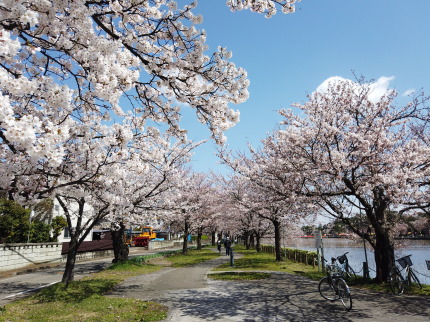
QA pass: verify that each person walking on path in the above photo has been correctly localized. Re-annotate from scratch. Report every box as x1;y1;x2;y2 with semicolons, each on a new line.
216;238;222;253
224;237;231;256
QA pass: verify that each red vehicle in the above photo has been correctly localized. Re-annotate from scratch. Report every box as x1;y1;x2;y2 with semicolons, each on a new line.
134;236;149;247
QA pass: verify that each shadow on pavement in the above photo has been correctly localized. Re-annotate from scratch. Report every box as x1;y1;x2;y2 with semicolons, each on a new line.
106;250;430;321
165;274;369;321
167;273;430;321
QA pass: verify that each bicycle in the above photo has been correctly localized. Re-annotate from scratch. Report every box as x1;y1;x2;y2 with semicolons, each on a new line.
388;254;422;295
336;252;357;281
318;258;353;311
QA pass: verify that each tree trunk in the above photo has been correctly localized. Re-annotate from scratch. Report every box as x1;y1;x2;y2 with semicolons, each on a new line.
56;195;107;287
182;219;189;255
111;222;129;263
243;231;250;249
211;231;216;246
273;219;282;261
197;230;202;250
366;195;395;283
62;235;79;286
249;232;255;248
255;234;261;252
373;224;395;282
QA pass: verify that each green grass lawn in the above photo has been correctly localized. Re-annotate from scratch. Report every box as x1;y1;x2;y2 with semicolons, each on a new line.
208;271;272;281
165;248;220;267
0;261;166;322
213;246;324;280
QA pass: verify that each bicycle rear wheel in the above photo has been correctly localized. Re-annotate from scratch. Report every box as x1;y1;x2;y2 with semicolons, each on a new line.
388;270;404;295
318;277;337;301
409;270;422;290
336;278;352;311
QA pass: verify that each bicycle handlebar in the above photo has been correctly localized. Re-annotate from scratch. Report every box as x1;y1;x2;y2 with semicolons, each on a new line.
323;253;349;264
395;254;412;260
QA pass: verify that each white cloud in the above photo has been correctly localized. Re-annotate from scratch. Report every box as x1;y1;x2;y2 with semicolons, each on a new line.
315;75;395;103
315;76;351;93
368;76;395;103
402;88;416;96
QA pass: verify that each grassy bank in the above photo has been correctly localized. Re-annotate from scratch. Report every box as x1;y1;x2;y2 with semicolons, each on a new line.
208;271;272;281
166;248;220;267
215;245;430;296
213;246;324;280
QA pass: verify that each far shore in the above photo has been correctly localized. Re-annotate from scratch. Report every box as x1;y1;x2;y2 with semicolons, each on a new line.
260;236;430;249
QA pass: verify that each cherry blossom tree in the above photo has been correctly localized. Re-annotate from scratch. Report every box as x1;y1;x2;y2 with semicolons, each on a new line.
0;0;251;284
216;174;272;251
0;0;250;198
394;212;430;238
105;133;200;264
218;153;313;260
0;0;301;283
55;125;195;283
168;171;218;253
192;180;226;249
262;77;430;281
123;134;202;220
14;117;195;284
248;183;309;260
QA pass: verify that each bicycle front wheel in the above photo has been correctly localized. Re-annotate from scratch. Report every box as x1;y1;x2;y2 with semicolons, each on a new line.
336;278;352;311
409;270;422;290
388;270;404;295
318;277;337;301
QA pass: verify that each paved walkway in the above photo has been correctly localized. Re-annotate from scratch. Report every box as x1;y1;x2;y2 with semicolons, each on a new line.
2;247;429;321
107;249;430;322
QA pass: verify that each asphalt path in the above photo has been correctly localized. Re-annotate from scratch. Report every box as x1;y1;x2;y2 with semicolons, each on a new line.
107;249;430;322
2;247;430;321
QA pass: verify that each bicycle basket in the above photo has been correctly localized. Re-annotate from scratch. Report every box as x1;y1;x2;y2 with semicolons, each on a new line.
338;254;347;264
426;260;430;270
397;255;412;269
327;264;342;277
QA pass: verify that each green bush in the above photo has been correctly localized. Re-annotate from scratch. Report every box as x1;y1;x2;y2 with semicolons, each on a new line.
0;199;31;243
0;199;65;243
260;245;317;266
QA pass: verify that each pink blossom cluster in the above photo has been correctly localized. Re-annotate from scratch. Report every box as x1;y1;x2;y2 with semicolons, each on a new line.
227;0;300;18
0;0;252;209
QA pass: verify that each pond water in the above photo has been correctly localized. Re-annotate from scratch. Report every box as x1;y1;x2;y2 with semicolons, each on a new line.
283;237;430;285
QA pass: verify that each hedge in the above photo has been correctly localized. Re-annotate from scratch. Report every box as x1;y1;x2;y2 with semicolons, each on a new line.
260;245;318;267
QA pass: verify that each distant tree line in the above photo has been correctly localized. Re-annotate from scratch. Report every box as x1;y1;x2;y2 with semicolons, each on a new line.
302;211;430;238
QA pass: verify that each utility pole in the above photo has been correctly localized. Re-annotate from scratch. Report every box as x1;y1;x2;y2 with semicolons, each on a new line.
315;227;324;272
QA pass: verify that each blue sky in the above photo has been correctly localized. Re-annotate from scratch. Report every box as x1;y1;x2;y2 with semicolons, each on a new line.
178;0;430;174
